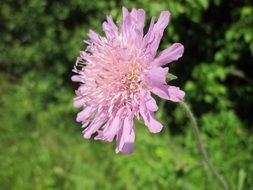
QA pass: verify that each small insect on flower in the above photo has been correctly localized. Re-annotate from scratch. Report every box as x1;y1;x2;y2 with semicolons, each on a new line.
72;7;185;154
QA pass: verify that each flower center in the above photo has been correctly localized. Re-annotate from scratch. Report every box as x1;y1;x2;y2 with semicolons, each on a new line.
124;63;141;93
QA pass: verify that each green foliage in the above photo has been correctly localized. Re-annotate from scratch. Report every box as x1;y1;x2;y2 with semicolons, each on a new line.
185;63;233;110
0;0;252;190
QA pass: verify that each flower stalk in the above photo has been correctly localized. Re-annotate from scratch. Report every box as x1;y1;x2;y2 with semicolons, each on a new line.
179;101;229;190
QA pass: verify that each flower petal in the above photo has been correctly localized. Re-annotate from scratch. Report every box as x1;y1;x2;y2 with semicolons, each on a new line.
146;66;168;85
140;108;163;133
139;92;162;133
95;108;124;142
167;85;185;102
83;112;107;139
73;97;85;108
142;17;155;47
122;7;130;20
154;43;184;65
130;8;145;37
147;112;163;133
80;51;92;63
116;112;135;154
102;16;118;39
146;95;158;112
121;8;146;46
145;11;170;57
151;84;185;102
71;75;82;82
76;106;94;122
88;30;102;44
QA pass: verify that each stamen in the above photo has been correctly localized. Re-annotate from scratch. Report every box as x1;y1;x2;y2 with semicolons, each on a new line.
123;62;141;93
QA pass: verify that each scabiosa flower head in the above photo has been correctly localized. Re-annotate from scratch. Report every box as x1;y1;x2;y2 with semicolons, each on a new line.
72;7;185;154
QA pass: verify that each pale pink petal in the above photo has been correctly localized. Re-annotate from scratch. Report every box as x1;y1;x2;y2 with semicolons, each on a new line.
147;11;170;56
147;112;163;133
143;92;158;111
71;75;82;82
151;84;185;102
73;97;85;108
88;30;102;44
154;43;184;65
95;108;124;142
140;101;163;133
121;8;146;46
146;67;168;85
121;8;131;37
80;51;92;62
167;86;186;102
155;11;171;31
76;106;94;122
122;7;130;20
130;8;145;37
146;96;158;111
136;9;145;28
83;113;107;139
116;112;135;154
102;16;118;39
142;17;155;48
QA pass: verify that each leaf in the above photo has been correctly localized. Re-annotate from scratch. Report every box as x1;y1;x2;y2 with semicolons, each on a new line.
167;73;178;81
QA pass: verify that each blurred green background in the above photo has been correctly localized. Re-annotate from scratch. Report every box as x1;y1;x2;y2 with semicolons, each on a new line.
0;0;252;189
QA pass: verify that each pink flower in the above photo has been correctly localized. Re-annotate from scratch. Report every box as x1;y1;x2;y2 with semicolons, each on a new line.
72;7;185;154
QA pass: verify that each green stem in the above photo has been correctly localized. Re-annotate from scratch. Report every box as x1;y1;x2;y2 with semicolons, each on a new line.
179;101;229;190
